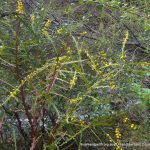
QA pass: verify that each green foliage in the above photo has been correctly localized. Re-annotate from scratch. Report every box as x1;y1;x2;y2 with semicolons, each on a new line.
0;0;150;149
131;83;150;108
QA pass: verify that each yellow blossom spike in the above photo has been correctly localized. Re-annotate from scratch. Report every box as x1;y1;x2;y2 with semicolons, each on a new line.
121;31;129;60
122;30;129;51
80;31;87;36
42;19;52;37
57;28;63;34
130;123;137;130
123;117;129;123
31;15;35;24
110;81;117;90
70;71;77;89
16;0;24;14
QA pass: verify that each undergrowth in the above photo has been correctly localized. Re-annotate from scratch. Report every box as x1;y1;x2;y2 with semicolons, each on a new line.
0;0;150;150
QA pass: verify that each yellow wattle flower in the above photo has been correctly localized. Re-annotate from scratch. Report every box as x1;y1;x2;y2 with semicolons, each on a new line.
31;15;35;24
42;19;52;37
16;0;24;14
130;123;137;130
57;28;63;34
123;117;129;123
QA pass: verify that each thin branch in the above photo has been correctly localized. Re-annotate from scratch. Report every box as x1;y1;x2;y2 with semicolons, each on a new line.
15;20;37;148
0;57;15;68
0;79;14;88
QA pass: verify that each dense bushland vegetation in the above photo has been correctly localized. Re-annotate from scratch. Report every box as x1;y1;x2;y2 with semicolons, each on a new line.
0;0;150;150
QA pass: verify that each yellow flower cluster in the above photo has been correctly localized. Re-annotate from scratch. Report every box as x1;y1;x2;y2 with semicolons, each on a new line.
85;50;99;72
80;120;85;126
106;132;122;150
42;19;52;37
80;31;87;36
54;57;61;70
130;123;137;130
115;127;122;150
16;0;24;14
138;61;150;67
123;117;138;130
121;31;129;60
100;50;107;58
70;97;82;104
109;81;117;90
106;133;113;142
9;87;19;98
66;46;71;55
115;127;121;139
122;31;129;51
31;15;35;24
99;50;111;67
120;51;126;60
70;72;77;89
57;28;63;34
123;117;129;123
91;62;98;71
116;145;123;150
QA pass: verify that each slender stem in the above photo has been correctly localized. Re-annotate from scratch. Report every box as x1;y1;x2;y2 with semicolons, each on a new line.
15;20;37;148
